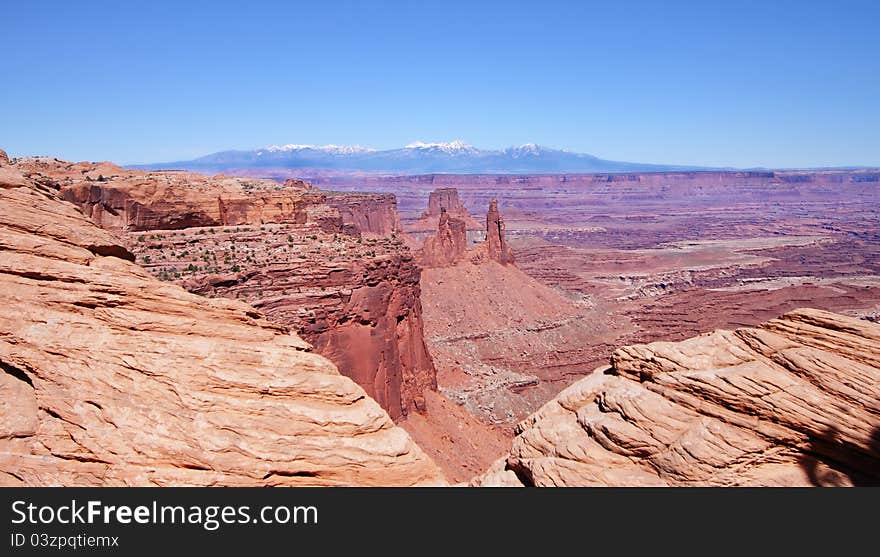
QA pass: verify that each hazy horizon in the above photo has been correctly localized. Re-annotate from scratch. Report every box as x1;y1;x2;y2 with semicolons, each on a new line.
2;0;879;168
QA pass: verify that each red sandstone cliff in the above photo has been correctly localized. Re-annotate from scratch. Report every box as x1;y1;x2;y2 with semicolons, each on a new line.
410;187;480;232
423;188;469;219
325;192;401;237
174;234;438;418
0;162;445;486
12;157;326;232
471;198;515;265
422;197;516;268
422;209;468;267
12;157;437;420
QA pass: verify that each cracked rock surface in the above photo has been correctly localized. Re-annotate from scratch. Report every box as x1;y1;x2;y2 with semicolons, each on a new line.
473;308;880;486
0;165;444;486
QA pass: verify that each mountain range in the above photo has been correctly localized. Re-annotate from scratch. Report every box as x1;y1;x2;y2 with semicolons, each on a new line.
132;141;708;175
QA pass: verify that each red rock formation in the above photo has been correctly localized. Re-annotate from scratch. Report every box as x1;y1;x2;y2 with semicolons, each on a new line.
474;308;880;486
0;148;8;165
325;192;401;237
12;158;332;232
422;209;468;267
409;187;480;233
0;166;445;486
13;157;437;420
423;188;465;219
284;177;312;190
134;229;437;420
472;198;515;265
303;169;880;245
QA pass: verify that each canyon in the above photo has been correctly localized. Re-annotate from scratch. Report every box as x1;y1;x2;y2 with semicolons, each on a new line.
330;173;880;422
2;148;879;485
10;157;433;420
0;158;444;486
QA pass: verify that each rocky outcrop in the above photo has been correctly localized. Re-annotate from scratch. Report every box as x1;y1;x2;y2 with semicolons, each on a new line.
157;230;438;419
0;149;8;166
474;308;880;486
284;178;312;190
12;158;330;232
422;209;468;267
410;187;480;232
0;168;445;486
472;198;515;265
11;158;438;420
325;192;401;237
422;188;466;219
130;222;435;421
422;197;515;268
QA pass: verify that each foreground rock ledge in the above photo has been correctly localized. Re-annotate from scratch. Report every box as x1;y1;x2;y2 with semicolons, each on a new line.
0;168;445;486
474;308;880;486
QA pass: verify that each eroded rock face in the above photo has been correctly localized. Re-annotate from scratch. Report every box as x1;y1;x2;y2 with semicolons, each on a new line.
0;168;445;486
284;178;312;190
12;159;352;234
0;149;9;166
472;198;515;265
422;209;468;267
165;232;437;419
410;187;480;232
325;192;401;237
10;157;438;420
474;308;880;486
424;188;465;218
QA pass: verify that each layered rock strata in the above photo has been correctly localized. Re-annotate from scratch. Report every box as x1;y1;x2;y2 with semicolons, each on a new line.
471;199;515;265
422;209;468;267
0;163;444;486
422;198;516;268
409;187;480;232
473;308;880;486
325;192;401;237
11;157;437;419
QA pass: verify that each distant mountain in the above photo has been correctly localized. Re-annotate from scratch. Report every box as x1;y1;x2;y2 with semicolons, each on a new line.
132;141;708;175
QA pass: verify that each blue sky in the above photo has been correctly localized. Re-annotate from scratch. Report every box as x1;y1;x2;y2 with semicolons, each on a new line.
2;0;878;167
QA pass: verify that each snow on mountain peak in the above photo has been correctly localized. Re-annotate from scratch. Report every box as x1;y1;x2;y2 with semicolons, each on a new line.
404;140;476;154
515;143;542;154
261;144;376;155
502;144;573;157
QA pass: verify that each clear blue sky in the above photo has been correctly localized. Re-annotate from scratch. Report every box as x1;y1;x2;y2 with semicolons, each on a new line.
2;0;878;167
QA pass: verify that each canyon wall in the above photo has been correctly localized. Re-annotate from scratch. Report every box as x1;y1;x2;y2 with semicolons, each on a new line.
12;158;437;420
422;209;468;267
19;158;323;232
325;192;401;237
0;162;444;486
169;232;437;418
423;187;467;218
410;187;480;232
299;169;880;235
474;308;880;486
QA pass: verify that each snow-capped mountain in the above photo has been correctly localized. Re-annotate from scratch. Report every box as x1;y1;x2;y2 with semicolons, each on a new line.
504;143;564;157
403;140;479;155
134;142;703;174
261;144;376;155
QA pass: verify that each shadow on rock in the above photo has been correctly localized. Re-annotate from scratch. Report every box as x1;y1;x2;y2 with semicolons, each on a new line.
798;426;880;487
